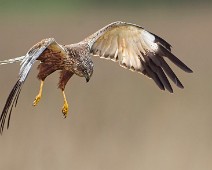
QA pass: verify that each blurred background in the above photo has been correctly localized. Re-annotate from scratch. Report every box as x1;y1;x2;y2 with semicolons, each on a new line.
0;0;211;170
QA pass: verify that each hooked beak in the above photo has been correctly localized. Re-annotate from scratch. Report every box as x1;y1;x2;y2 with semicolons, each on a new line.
85;74;90;83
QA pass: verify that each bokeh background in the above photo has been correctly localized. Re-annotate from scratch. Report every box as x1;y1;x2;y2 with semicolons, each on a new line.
0;0;211;170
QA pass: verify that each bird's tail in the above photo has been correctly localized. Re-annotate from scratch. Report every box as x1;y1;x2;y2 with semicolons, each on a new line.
0;56;25;65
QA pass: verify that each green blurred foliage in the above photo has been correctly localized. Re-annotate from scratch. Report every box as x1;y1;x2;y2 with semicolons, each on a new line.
0;0;210;14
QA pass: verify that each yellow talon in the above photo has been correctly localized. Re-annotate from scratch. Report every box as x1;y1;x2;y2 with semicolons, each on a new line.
33;80;44;106
33;95;41;106
62;90;69;118
62;102;69;118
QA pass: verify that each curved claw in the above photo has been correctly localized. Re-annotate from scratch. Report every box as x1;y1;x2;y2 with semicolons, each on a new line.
33;95;41;106
62;90;69;118
62;102;69;118
33;80;44;106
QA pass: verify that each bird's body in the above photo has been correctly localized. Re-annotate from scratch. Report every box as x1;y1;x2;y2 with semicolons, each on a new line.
35;41;93;88
0;21;192;134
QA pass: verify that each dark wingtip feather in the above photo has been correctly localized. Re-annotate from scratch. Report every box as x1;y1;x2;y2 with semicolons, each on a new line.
185;68;193;73
153;56;185;89
151;32;172;51
142;53;174;93
141;61;165;91
157;43;193;73
0;80;22;134
174;77;184;89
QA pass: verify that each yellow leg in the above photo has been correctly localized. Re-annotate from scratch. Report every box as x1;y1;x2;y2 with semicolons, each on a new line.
33;80;44;106
62;90;69;118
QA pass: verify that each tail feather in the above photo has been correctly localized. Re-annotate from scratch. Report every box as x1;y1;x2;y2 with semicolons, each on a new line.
0;38;57;134
0;80;23;134
0;56;25;65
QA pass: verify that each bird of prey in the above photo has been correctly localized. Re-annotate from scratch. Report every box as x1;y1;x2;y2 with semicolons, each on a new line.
0;21;192;133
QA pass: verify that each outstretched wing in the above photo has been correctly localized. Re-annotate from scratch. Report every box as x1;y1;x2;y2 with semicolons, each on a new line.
86;21;192;92
0;38;67;134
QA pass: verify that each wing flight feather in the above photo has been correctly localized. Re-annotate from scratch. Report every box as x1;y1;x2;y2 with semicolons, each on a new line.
86;21;192;92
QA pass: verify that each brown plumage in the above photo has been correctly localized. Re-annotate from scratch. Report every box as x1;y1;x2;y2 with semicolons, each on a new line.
0;21;193;134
